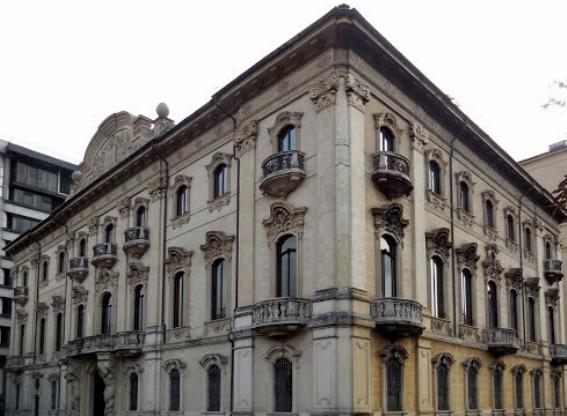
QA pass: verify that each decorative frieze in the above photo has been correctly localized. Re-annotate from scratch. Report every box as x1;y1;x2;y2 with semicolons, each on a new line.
345;74;371;111
309;71;339;112
262;201;307;245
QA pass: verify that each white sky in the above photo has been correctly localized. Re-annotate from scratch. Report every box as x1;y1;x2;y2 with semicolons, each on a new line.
1;0;566;165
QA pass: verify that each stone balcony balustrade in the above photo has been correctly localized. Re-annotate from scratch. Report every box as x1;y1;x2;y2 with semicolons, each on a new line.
371;297;424;338
13;287;29;306
259;150;306;197
551;344;567;366
6;356;23;371
68;257;89;282
123;227;150;258
91;243;118;268
544;259;563;284
371;151;413;199
66;332;144;358
252;297;311;337
485;327;519;356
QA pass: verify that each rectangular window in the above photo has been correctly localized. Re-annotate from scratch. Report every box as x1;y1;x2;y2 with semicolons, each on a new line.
2;268;12;287
0;326;10;347
1;297;11;317
11;188;53;211
14;161;59;193
6;214;40;233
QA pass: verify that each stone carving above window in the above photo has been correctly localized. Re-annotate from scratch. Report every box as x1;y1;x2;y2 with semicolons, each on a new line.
263;344;302;367
524;278;541;298
309;71;339;112
162;358;186;372
511;364;526;376
345;74;371;111
455;243;480;271
504;268;523;290
199;353;229;370
127;262;150;285
148;176;167;201
379;344;409;362
50;295;65;314
431;352;454;368
118;197;132;219
262;201;307;245
200;231;235;265
375;112;404;139
37;302;49;319
545;288;560;307
425;228;452;260
482;244;504;283
15;309;28;324
268;112;303;148
164;247;193;276
462;357;482;371
95;268;118;294
372;203;409;243
233;121;258;156
71;285;88;305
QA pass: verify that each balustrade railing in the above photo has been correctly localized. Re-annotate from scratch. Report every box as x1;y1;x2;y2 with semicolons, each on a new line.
261;150;305;178
252;297;311;328
372;151;410;176
124;227;149;242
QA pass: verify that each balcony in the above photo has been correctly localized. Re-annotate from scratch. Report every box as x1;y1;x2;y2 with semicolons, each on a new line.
252;297;311;337
13;287;29;306
371;297;424;339
66;332;144;358
6;356;23;371
68;257;89;282
123;227;150;258
551;344;567;366
371;151;413;199
91;243;117;268
485;327;519;356
259;150;306;198
544;260;563;284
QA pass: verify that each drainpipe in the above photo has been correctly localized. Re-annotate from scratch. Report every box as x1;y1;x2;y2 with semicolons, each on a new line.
518;181;535;348
32;241;41;367
449;134;459;337
212;97;238;415
57;221;69;415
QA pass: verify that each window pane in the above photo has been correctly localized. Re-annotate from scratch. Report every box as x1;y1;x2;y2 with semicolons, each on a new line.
277;235;297;297
488;281;498;328
493;368;503;409
468;366;478;409
386;358;402;411
170;370;180;411
274;358;293;412
510;290;518;331
515;372;524;409
212;260;226;320
207;365;221;411
437;364;450;410
130;373;139;411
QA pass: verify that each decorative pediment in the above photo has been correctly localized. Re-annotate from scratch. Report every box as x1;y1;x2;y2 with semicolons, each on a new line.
118;197;132;219
372;203;408;243
263;344;302;366
165;247;193;276
309;71;339;112
101;216;117;229
15;308;28;324
132;197;150;213
490;360;506;372
374;112;404;138
379;344;409;363
505;268;523;290
127;262;150;285
511;364;527;375
148;176;167;201
205;152;232;176
233;121;258;156
95;268;118;293
37;302;49;318
425;228;452;259
455;171;475;190
170;174;192;191
200;231;235;264
262;202;307;245
431;353;454;368
268;112;303;138
482;244;504;282
162;358;186;372
51;295;65;313
545;288;560;307
199;353;229;369
455;243;480;271
71;285;88;304
126;363;144;374
524;278;540;298
462;357;482;370
424;148;447;167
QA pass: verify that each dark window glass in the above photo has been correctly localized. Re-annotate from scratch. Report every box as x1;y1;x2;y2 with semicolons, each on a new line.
274;358;293;412
510;290;518;331
487;281;498;328
105;224;114;244
515;371;524;409
58;252;65;274
553;376;561;408
14;161;59;193
278;126;297;152
0;326;10;347
77;305;85;338
15;384;20;409
429;161;442;194
462;269;474;326
437;363;450;411
134;285;144;331
529;297;537;342
277;235;297;298
386;357;403;411
42;261;48;282
176;186;187;217
1;297;12;317
173;272;183;328
129;373;139;411
39;318;46;355
459;182;470;212
169;369;180;411
379;127;395;152
6;214;40;233
23;271;28;287
101;293;112;335
136;206;146;227
207;365;221;411
12;188;53;211
55;313;62;351
507;215;515;242
486;199;495;228
549;307;556;345
381;235;397;297
3;268;12;287
212;259;226;320
493;366;503;409
79;239;86;257
51;380;57;410
34;394;39;416
467;365;478;409
59;172;72;194
534;373;542;408
525;228;532;254
19;324;24;356
545;241;552;259
430;256;444;318
213;164;229;198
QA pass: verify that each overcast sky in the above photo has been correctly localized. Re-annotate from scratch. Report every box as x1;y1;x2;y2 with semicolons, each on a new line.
1;0;566;165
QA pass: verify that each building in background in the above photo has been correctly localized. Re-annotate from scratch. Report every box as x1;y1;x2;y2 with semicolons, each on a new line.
521;140;567;194
0;141;76;414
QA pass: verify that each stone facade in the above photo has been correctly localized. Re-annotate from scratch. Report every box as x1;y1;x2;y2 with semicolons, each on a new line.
4;5;567;416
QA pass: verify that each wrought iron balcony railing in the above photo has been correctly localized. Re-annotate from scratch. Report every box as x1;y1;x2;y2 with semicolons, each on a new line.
371;151;413;199
123;227;150;258
259;150;306;197
91;243;118;268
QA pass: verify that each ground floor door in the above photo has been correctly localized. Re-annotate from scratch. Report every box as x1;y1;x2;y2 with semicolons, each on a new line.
93;373;106;416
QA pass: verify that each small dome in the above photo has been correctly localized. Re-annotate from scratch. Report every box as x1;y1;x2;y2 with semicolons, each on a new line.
156;102;169;118
71;170;82;184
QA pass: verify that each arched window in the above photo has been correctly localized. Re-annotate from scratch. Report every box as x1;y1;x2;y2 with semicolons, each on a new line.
129;373;139;411
169;369;181;411
459;182;470;212
514;369;524;409
133;285;144;331
386;356;403;411
55;313;62;351
487;281;498;328
278;126;297;152
213;164;229;199
492;363;504;409
545;241;552;259
207;365;221;411
15;383;20;409
39;318;46;355
34;394;39;416
50;379;57;410
528;297;537;342
175;186;188;217
276;235;297;298
462;269;474;325
533;371;542;409
23;271;28;287
19;324;25;356
79;239;86;257
430;256;444;318
381;235;397;298
379;126;395;152
274;357;293;412
211;259;226;320
105;224;114;244
77;304;85;338
525;228;532;254
485;199;495;228
548;306;556;345
100;293;112;335
507;215;515;242
136;206;146;227
467;364;479;410
173;272;184;328
42;260;48;282
436;361;450;411
509;289;518;332
58;252;65;274
553;374;561;409
429;161;442;195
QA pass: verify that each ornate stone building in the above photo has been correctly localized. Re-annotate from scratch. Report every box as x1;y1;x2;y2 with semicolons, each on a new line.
5;5;567;415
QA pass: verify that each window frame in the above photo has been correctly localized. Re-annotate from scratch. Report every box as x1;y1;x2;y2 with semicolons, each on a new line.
380;344;409;413
276;234;298;298
463;358;481;411
461;268;475;326
100;292;113;335
432;353;454;412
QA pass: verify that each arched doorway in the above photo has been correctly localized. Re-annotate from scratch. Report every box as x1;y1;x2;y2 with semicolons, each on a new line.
93;372;106;416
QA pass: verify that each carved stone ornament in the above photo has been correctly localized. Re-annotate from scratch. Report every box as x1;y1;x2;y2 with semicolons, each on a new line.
432;352;454;368
545;288;560;307
511;364;527;376
379;344;409;362
430;317;452;337
425;228;452;260
148;175;167;201
482;244;504;282
95;268;119;294
97;359;116;416
118;196;132;219
51;295;65;313
426;190;447;210
71;285;88;304
524;278;541;298
132;197;150;213
200;231;235;265
505;268;524;290
409;123;429;150
88;216;99;235
206;152;232;175
127;262;150;285
455;243;480;271
455;170;476;190
309;71;339;112
37;302;49;318
233;121;258;156
15;308;28;324
456;208;474;227
170;174;192;192
165;247;193;276
262;201;307;245
462;357;482;371
268;112;303;138
101;216;117;229
162;358;186;372
199;353;229;369
372;203;409;243
65;370;81;415
345;74;371;111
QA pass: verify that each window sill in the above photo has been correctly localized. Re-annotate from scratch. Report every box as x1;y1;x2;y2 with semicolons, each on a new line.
207;193;231;212
171;212;191;229
202;412;225;416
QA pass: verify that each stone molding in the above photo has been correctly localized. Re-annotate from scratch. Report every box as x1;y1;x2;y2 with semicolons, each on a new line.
126;262;150;286
165;247;193;276
71;285;88;305
309;71;339;112
200;231;235;265
345;74;371;111
262;201;307;245
482;244;504;284
372;203;409;243
233;121;258;156
425;228;452;260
